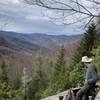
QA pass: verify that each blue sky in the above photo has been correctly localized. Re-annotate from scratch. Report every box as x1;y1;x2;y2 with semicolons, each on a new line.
0;0;84;35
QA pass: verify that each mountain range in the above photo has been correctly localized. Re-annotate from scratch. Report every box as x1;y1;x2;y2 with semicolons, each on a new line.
0;31;82;56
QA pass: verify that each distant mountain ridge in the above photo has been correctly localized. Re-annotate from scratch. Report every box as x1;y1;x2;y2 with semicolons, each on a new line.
0;30;82;55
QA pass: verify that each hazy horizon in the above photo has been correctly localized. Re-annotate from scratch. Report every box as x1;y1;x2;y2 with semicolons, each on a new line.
0;29;83;36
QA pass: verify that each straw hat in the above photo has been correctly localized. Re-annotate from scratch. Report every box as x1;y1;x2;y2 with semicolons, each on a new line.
81;56;92;63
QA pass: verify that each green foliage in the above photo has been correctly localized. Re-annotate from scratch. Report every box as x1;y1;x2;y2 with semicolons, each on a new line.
72;23;97;65
27;50;48;100
69;64;85;87
41;86;54;98
90;45;100;85
68;22;97;88
0;62;14;99
13;76;21;90
53;45;66;81
92;46;100;73
46;45;70;94
0;61;8;82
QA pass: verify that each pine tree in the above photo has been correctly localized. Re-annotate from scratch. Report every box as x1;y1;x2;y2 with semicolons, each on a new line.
52;45;68;93
96;15;100;46
72;22;97;66
53;45;66;80
0;61;14;99
68;22;97;87
0;61;8;82
28;50;47;100
40;60;55;97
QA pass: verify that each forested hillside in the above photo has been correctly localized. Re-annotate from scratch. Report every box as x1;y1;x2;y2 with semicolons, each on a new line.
0;21;100;100
0;31;80;84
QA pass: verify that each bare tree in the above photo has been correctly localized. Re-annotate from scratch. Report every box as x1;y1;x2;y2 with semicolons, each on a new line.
23;0;100;27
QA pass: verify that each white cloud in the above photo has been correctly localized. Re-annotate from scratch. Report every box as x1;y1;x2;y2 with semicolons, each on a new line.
0;0;83;35
0;0;19;4
12;0;19;4
25;15;49;21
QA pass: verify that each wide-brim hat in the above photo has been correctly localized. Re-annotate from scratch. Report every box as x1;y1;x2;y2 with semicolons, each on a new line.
81;56;93;63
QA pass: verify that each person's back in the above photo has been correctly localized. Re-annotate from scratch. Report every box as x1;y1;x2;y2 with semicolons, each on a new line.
85;64;98;85
76;56;98;100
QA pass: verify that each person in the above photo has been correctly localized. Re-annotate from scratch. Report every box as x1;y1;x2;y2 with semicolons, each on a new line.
76;56;98;100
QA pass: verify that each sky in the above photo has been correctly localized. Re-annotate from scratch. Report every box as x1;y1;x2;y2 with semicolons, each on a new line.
0;0;84;35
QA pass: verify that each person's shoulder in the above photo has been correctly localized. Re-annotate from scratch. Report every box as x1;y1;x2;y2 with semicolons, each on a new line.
91;64;97;70
90;64;96;69
91;64;96;67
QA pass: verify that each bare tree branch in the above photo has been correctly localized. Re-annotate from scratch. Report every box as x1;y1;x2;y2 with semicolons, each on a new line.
71;0;93;15
23;0;100;27
84;16;94;28
24;0;99;17
76;0;80;12
86;0;100;5
62;16;91;26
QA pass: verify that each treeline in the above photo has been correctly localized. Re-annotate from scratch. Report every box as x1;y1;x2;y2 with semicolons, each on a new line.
0;22;100;100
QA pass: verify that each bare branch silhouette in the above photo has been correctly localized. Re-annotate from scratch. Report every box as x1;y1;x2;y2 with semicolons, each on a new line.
23;0;100;27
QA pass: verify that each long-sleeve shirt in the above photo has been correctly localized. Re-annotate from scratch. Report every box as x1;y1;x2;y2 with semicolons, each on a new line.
85;64;98;85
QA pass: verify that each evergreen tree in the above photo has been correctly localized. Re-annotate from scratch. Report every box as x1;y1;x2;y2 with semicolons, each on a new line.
13;76;21;90
92;46;100;74
39;60;55;98
54;45;66;77
95;16;100;46
68;22;97;88
0;61;13;99
46;60;54;86
51;45;68;93
72;22;97;66
28;50;48;100
0;61;8;82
